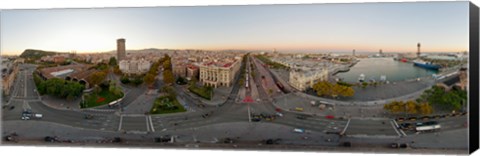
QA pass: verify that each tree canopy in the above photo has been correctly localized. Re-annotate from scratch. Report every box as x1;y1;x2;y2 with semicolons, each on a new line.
312;81;355;98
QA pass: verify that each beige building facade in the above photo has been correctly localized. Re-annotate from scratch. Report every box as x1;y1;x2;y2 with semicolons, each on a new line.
199;61;240;88
289;68;329;91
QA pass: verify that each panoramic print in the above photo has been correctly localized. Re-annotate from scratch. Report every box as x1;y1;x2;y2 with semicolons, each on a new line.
0;1;471;154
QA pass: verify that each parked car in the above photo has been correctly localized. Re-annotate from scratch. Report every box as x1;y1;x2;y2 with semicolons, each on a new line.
21;116;30;120
421;116;430;121
396;117;405;122
408;117;417;121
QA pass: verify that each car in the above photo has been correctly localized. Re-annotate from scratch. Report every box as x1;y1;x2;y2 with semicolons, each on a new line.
408;117;417;121
293;128;305;133
296;115;307;120
44;136;57;142
295;107;304;112
23;109;32;114
265;139;281;145
154;135;171;143
399;123;413;130
22;113;32;117
275;112;283;117
390;143;409;148
9;106;15;110
223;138;235;144
396;117;405;122
84;114;94;119
251;118;261;122
21;116;30;120
326;115;335;119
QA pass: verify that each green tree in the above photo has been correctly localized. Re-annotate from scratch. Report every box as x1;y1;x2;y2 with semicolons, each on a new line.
120;76;130;84
163;60;172;71
163;70;175;85
418;102;434;115
312;81;333;97
132;77;144;86
144;73;156;85
87;71;107;87
109;57;117;66
405;100;418;114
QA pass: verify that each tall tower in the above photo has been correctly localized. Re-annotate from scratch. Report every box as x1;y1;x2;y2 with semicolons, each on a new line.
379;49;383;55
117;38;126;61
353;49;355;56
417;42;421;58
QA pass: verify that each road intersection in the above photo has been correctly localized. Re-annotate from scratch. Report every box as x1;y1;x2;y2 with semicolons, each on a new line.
1;62;469;153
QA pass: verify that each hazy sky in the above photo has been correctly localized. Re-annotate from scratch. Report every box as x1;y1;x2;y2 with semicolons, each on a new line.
0;1;469;55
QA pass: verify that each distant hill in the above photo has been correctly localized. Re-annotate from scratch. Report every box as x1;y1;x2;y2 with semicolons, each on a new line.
19;49;61;60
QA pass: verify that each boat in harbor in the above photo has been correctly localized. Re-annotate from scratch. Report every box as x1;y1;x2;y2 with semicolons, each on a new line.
412;59;441;70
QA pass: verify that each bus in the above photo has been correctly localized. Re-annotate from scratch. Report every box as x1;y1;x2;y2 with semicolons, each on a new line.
415;121;441;132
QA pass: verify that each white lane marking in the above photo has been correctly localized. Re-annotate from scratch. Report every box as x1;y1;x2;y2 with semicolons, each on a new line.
118;115;123;131
146;116;150;132
22;101;31;111
149;115;155;132
340;118;351;135
390;120;402;137
392;119;407;136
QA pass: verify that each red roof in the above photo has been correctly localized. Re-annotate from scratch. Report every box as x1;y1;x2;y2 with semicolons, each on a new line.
223;63;232;67
187;64;198;70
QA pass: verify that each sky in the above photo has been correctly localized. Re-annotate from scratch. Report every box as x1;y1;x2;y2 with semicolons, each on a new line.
0;1;470;55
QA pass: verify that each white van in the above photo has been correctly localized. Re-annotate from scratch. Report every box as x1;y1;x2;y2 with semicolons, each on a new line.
34;114;43;119
293;128;305;133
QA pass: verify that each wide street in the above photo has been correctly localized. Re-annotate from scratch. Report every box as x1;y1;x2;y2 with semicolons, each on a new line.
0;62;469;153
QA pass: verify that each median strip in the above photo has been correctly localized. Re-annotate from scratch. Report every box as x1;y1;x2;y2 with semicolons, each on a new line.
149;116;155;132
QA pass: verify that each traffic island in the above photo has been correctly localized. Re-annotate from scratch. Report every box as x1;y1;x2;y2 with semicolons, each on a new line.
188;85;213;100
150;95;186;114
81;88;124;108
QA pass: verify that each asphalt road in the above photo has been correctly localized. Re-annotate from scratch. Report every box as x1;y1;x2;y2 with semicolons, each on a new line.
0;63;469;151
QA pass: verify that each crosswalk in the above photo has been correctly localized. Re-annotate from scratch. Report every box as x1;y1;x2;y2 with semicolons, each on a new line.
22;101;31;111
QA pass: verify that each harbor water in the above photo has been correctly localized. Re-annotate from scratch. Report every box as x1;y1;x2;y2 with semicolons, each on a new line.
335;57;438;83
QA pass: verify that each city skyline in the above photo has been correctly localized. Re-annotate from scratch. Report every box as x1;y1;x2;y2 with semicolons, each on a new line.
1;2;469;55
